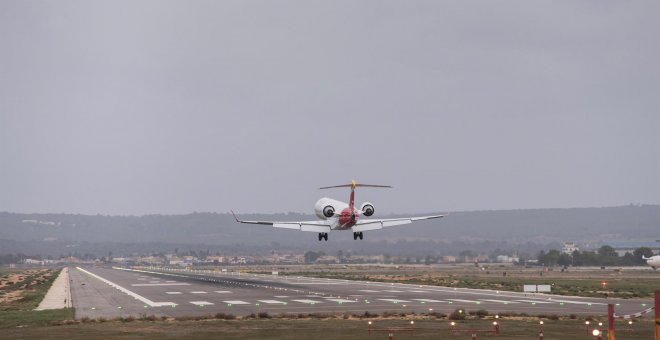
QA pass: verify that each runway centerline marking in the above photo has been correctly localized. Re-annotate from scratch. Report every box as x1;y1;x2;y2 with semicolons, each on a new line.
191;291;208;294
515;299;555;304
258;300;286;304
292;299;322;304
448;299;480;304
378;299;410;303
165;292;182;295
479;299;519;304
76;267;175;307
412;299;447;303
214;291;232;294
223;300;250;305
325;298;357;303
190;301;214;306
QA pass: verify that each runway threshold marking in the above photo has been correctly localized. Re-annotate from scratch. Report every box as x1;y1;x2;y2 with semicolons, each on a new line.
76;267;176;307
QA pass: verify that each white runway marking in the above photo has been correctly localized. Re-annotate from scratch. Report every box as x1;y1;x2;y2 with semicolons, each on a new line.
274;296;289;298
447;299;482;304
408;290;428;293
165;280;176;283
412;299;446;303
258;300;286;304
548;299;605;305
190;301;214;306
214;291;232;294
359;290;379;293
191;291;207;294
325;298;356;303
165;292;182;295
384;290;404;293
76;267;175;307
223;300;250;305
480;299;518;304
292;299;322;304
378;299;410;303
148;281;161;283
131;283;190;286
515;299;554;304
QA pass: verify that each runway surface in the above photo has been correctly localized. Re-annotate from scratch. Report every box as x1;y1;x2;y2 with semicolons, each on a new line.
69;266;652;319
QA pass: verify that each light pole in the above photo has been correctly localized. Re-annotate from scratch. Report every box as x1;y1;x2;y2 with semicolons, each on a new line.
585;321;591;335
539;320;544;340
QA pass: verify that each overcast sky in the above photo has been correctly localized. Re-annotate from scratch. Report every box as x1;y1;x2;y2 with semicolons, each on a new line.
1;1;659;215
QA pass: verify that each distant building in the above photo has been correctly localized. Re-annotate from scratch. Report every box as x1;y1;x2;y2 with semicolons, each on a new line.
496;255;519;263
562;242;579;255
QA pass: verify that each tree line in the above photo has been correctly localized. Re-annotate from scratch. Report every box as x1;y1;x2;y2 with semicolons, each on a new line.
537;246;655;267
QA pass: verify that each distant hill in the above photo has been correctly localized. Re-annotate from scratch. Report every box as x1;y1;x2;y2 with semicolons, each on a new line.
0;205;658;255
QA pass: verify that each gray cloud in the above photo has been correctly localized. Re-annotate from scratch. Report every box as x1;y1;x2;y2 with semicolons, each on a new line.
1;1;659;215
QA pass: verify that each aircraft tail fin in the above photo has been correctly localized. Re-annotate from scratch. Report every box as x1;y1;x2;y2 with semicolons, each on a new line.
320;180;392;190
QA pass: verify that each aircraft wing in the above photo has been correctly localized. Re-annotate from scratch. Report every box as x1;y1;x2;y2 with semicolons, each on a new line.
231;211;331;233
352;214;444;232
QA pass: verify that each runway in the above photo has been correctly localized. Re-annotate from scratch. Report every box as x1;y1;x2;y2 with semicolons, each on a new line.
69;266;652;319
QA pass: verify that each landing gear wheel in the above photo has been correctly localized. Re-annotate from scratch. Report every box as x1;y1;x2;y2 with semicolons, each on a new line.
323;232;328;241
353;232;358;240
318;233;323;241
359;232;363;240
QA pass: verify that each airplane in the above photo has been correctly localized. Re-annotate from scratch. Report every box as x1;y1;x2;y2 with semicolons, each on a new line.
642;254;660;270
231;180;444;241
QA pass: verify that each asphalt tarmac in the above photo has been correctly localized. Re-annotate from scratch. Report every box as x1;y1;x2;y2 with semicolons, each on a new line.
69;266;653;319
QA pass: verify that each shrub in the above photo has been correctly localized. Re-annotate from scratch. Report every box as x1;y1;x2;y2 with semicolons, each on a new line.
449;309;466;320
475;309;489;318
258;312;270;319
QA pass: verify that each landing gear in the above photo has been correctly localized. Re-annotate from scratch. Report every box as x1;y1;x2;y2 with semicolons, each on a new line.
353;232;363;240
318;232;328;241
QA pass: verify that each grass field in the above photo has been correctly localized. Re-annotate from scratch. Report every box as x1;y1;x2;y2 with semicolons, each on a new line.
0;267;75;329
0;317;654;339
271;264;659;299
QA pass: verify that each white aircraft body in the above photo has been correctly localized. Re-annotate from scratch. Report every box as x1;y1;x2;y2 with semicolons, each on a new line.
642;255;660;269
232;180;444;241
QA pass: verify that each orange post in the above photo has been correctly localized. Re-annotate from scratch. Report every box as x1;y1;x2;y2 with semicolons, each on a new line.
655;291;659;340
608;304;615;340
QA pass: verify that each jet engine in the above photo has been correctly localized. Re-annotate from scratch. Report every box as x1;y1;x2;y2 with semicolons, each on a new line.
361;202;375;217
315;198;335;219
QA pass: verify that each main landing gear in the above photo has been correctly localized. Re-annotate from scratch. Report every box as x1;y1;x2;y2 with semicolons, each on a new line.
318;232;328;241
353;232;363;240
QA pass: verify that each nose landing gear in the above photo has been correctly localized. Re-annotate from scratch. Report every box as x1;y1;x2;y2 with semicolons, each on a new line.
318;232;328;241
353;232;363;240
